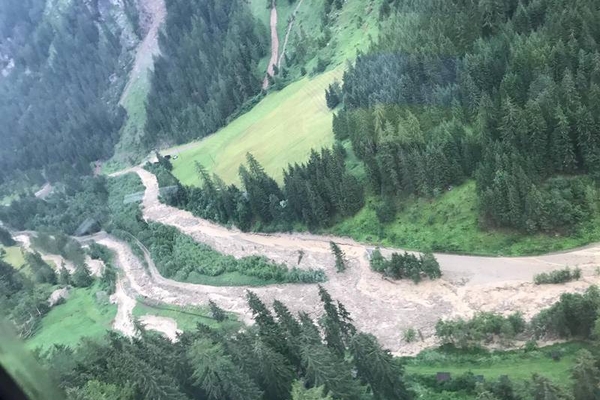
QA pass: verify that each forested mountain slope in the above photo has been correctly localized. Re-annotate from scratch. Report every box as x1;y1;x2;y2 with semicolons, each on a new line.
0;0;140;185
332;0;600;240
142;0;268;148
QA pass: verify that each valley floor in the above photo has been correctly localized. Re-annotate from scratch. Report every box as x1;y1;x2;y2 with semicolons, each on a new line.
47;167;600;356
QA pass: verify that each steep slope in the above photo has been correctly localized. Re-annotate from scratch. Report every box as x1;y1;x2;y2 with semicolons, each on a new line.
0;0;140;183
112;0;166;166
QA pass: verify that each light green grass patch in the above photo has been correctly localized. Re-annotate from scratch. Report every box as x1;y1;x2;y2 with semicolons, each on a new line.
183;271;281;287
112;71;152;164
26;285;117;350
293;0;381;66
329;180;600;256
406;342;590;387
171;67;342;185
1;245;26;269
133;301;241;333
1;193;17;206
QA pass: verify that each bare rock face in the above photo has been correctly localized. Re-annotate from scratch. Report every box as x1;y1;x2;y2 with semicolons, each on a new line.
48;287;70;307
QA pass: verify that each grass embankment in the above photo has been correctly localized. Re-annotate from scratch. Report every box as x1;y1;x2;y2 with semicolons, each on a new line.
170;67;341;185
329;180;600;256
26;284;117;350
133;301;241;333
1;245;26;269
108;63;152;168
406;342;591;387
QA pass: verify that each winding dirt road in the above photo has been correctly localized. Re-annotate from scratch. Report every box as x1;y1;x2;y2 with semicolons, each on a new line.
99;167;600;355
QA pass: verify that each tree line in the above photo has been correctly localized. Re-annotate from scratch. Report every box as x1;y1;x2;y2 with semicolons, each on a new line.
29;283;600;400
333;0;600;235
369;248;442;283
163;146;364;232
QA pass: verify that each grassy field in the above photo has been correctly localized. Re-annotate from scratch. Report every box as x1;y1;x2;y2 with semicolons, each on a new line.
328;180;600;256
406;342;591;387
26;285;117;350
133;301;241;333
170;67;341;185
1;245;26;269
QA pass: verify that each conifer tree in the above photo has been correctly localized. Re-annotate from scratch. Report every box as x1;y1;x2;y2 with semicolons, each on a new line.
571;350;600;400
300;344;363;400
291;381;333;400
349;333;411;400
251;338;295;400
71;265;93;288
58;265;70;286
188;338;263;400
551;106;576;172
329;242;347;273
317;286;345;355
208;300;227;322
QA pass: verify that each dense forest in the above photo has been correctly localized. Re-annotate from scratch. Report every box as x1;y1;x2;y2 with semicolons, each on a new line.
333;0;600;235
143;0;268;147
0;0;134;185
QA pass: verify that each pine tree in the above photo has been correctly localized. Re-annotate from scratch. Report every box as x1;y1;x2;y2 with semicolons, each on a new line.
551;106;576;172
298;312;322;345
300;344;363;400
349;333;411;400
329;242;347;272
571;350;600;400
246;291;289;356
317;286;345;355
58;265;70;286
252;338;295;400
291;381;333;400
575;105;599;173
208;300;227;322
72;265;93;288
273;300;302;368
525;100;549;174
336;301;357;339
188;338;263;400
